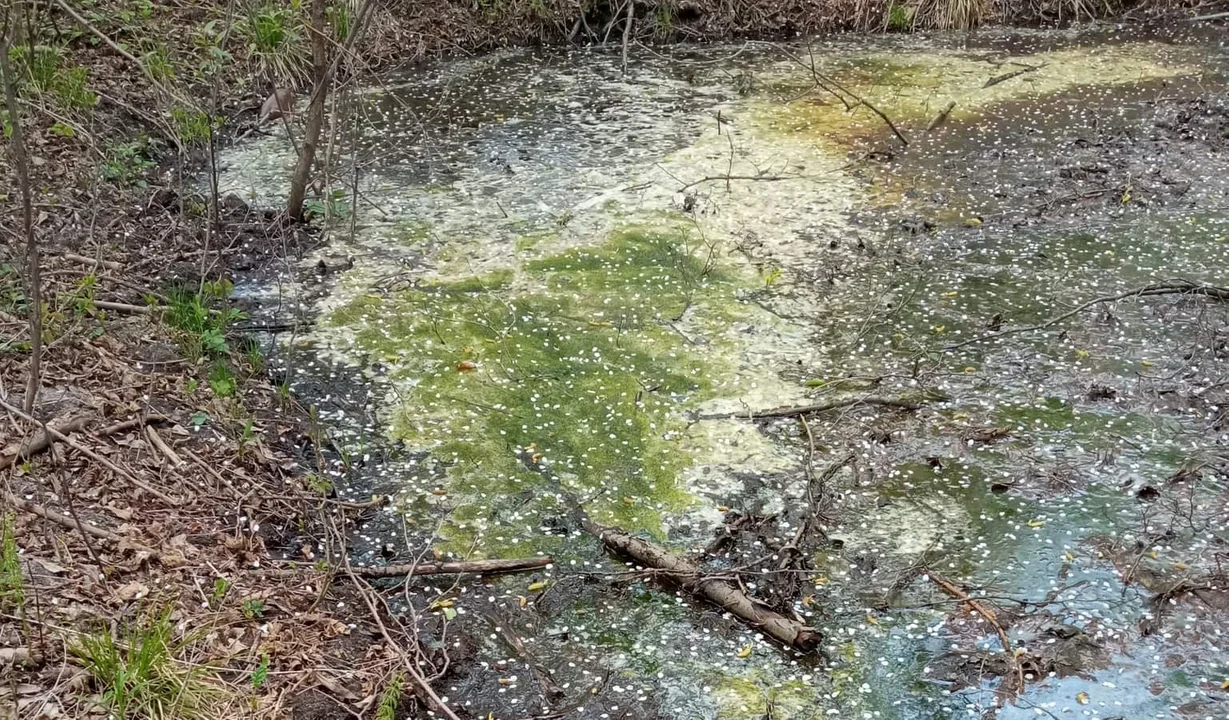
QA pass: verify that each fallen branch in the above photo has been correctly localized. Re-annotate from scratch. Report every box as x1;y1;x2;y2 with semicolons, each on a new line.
261;556;553;579
0;415;90;471
0;647;44;668
0;398;182;505
983;63;1045;89
95;300;155;314
581;516;821;652
696;393;939;421
926;571;1024;698
678;173;795;191
3;490;123;543
926;101;956;132
352;556;553;578
482;613;566;706
146;425;185;467
944;281;1229;352
62;252;122;271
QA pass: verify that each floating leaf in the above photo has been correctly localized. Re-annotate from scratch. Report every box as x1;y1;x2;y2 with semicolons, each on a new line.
736;645;752;659
1076;692;1089;705
527;581;549;592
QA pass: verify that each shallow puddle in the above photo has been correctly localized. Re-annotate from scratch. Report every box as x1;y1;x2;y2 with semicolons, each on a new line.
221;26;1229;720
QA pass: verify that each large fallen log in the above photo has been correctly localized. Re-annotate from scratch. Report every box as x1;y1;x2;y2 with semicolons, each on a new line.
580;516;821;652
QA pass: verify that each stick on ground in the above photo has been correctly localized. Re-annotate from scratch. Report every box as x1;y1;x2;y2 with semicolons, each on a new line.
581;516;821;652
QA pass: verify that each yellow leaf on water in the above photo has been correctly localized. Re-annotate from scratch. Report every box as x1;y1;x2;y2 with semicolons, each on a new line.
1027;519;1046;528
941;291;959;298
865;614;879;626
1076;692;1089;705
1221;679;1229;690
1074;349;1090;359
963;366;977;374
933;324;946;334
1141;360;1154;368
517;595;528;608
716;505;729;512
527;581;550;592
736;645;752;659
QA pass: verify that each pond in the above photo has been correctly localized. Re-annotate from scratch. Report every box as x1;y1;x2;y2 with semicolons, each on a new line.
218;25;1229;720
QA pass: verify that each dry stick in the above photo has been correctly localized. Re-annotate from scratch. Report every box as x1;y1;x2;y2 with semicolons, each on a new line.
0;27;41;415
261;556;553;578
94;300;154;314
926;100;956;132
620;0;634;76
2;490;123;544
983;63;1044;89
481;613;566;706
0;416;90;471
926;571;1025;699
943;281;1229;352
697;394;929;421
581;515;820;652
61;252;122;271
351;556;552;578
341;561;463;720
0;647;43;667
145;425;184;467
0;398;182;505
771;40;908;146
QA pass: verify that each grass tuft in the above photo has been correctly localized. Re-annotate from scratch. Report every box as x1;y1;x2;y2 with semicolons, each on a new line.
0;514;23;612
237;3;311;85
72;608;220;719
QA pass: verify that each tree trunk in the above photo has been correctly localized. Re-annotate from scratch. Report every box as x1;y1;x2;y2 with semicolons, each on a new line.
286;0;328;221
0;23;42;414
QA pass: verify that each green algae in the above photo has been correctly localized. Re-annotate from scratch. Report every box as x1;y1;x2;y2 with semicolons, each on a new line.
754;43;1191;149
329;226;745;554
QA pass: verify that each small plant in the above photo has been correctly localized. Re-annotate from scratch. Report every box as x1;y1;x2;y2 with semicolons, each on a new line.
241;598;265;620
209;362;237;397
303;188;351;221
170;106;216;146
185;377;199;394
251;653;270;690
102;139;156;187
211;577;231;607
0;514;23;612
165;280;246;360
72;608;218;719
237;418;255;455
376;672;403;720
305;473;333;496
887;2;913;31
189;411;211;429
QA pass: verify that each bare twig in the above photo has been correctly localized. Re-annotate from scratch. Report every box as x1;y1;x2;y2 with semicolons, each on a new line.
982;63;1045;89
2;489;123;544
696;393;938;421
0;398;182;505
944;281;1229;351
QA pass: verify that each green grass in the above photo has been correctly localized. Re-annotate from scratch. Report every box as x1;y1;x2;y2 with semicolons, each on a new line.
72;608;220;719
6;44;97;111
164;280;246;360
0;514;23;613
102;139;156;187
237;3;311;84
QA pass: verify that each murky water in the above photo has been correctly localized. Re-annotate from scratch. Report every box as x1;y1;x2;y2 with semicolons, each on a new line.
220;26;1229;720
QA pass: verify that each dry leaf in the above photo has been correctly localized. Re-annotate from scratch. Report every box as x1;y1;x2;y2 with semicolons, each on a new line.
113;581;150;602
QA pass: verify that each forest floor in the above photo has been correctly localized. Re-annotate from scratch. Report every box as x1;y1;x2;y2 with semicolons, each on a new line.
1;2;1227;720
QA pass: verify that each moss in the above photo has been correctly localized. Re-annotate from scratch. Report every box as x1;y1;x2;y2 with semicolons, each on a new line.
329;226;741;555
393;219;433;246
